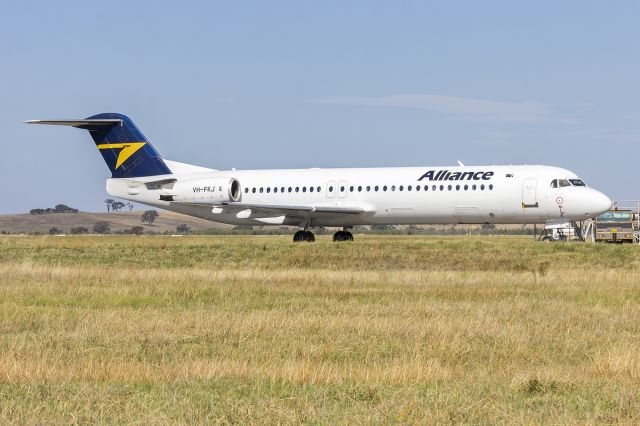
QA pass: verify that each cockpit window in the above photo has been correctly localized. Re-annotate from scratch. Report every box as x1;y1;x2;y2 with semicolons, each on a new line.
551;179;575;188
569;179;586;186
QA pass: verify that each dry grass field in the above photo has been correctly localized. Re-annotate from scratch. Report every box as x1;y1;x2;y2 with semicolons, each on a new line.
1;235;640;424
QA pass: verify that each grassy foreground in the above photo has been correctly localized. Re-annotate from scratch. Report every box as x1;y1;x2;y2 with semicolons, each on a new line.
1;235;640;424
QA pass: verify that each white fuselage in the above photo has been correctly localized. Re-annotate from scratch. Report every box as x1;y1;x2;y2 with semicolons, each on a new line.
106;164;612;228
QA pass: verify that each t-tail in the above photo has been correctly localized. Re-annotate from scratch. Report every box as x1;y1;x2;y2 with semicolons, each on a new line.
24;113;172;178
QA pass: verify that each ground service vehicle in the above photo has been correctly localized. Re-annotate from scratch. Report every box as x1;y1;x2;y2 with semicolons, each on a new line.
595;210;637;243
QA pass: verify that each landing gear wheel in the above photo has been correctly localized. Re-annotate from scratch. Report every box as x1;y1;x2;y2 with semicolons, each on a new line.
293;230;315;242
333;230;354;242
542;236;554;242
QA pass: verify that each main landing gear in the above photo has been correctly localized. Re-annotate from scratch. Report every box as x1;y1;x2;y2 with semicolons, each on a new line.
292;228;354;242
293;230;315;242
333;229;354;242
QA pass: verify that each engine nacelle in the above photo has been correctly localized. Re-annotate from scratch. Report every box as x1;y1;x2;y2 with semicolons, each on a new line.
162;177;242;204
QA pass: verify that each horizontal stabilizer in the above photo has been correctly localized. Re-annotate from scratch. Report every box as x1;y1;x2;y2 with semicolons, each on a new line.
23;119;122;127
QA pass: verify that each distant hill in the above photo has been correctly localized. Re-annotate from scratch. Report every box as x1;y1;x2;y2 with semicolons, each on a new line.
0;210;231;234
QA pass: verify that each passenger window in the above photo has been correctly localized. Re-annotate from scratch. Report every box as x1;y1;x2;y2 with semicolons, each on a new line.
391;185;396;191
328;186;333;192
288;187;292;193
489;184;493;190
399;185;404;191
358;186;362;192
266;187;271;193
455;185;460;190
374;186;378;192
252;188;256;193
259;188;264;193
464;184;468;191
274;187;278;193
383;186;387;191
281;187;285;192
366;186;371;192
309;186;314;192
480;184;485;190
340;186;345;192
439;185;443;191
349;186;354;192
472;184;476;190
295;187;299;192
447;185;452;191
415;185;420;191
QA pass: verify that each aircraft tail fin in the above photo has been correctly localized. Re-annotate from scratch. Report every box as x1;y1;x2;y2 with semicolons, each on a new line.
24;113;172;178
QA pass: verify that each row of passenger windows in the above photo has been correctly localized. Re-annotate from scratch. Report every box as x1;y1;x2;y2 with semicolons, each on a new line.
246;186;322;194
244;183;495;194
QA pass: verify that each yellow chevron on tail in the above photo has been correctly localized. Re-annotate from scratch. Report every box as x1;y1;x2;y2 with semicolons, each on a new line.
96;142;146;169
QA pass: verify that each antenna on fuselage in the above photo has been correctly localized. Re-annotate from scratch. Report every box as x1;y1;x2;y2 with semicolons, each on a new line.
457;160;465;167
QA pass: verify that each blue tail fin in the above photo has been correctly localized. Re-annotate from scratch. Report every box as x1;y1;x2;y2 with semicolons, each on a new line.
80;113;171;178
25;113;172;178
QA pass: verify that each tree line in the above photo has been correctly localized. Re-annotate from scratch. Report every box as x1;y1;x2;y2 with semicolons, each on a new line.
44;210;189;235
104;199;134;212
30;204;78;215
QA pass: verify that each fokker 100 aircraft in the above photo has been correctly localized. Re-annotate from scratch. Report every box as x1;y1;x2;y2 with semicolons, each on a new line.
25;113;613;242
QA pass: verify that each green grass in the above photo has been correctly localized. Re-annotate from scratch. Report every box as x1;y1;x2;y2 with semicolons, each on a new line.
1;235;639;424
2;234;639;270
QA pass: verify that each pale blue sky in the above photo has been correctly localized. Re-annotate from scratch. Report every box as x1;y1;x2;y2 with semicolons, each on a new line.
1;1;638;213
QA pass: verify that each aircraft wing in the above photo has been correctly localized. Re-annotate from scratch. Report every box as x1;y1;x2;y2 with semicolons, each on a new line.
218;202;365;215
172;201;367;217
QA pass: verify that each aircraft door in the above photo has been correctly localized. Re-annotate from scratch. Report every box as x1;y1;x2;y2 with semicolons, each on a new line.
338;180;348;198
522;178;538;208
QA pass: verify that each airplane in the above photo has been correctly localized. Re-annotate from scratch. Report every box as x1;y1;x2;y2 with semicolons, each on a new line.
24;113;613;242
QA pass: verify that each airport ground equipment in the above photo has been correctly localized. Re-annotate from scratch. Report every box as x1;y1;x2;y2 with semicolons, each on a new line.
595;201;639;244
537;201;638;244
539;220;589;242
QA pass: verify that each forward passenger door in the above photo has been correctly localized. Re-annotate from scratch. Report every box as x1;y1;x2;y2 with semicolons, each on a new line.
522;178;538;208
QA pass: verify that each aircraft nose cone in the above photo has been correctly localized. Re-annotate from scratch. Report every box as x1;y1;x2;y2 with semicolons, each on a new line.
593;190;613;214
